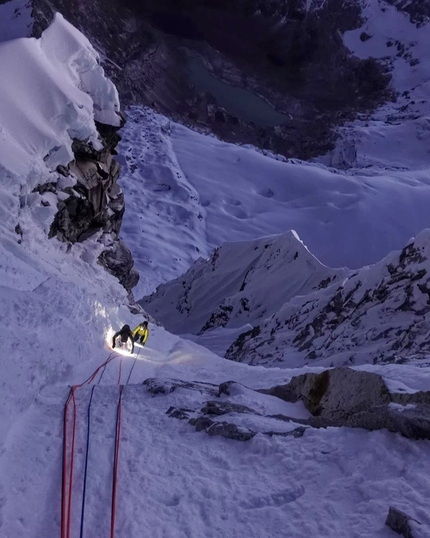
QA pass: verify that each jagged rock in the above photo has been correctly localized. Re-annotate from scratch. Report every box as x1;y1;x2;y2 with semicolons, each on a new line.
166;407;194;420
385;507;424;538
143;378;219;396
190;417;256;441
98;239;139;292
188;413;307;440
201;401;258;416
56;165;70;177
263;368;430;440
45;114;139;292
267;427;307;438
265;368;391;419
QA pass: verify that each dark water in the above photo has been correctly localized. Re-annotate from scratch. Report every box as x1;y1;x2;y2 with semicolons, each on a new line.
188;57;288;128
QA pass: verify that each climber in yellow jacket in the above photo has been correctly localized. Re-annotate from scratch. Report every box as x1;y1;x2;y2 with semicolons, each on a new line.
132;321;149;345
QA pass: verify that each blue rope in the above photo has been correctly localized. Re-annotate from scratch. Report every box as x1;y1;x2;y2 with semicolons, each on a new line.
79;385;96;538
98;361;109;385
110;385;124;531
126;352;138;385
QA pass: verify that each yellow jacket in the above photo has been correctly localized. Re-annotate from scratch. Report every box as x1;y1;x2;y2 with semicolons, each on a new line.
132;325;148;343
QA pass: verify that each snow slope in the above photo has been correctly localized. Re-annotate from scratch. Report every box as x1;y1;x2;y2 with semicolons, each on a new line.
3;334;430;538
0;13;126;444
0;12;120;185
119;107;430;301
141;231;347;335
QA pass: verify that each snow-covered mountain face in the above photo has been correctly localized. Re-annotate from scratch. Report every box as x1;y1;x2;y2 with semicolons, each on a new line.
142;228;430;367
322;0;430;170
226;230;430;367
141;231;347;335
0;14;143;439
27;0;429;162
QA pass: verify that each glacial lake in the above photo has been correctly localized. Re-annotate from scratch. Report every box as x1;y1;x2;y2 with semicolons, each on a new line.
188;57;288;128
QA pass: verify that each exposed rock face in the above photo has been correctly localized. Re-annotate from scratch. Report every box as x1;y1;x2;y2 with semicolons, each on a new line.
225;230;430;366
385;507;428;538
45;114;139;292
262;368;430;440
30;0;393;160
143;369;430;441
267;368;391;419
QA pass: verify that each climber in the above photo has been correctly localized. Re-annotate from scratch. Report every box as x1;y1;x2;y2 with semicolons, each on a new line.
132;321;149;346
112;324;134;353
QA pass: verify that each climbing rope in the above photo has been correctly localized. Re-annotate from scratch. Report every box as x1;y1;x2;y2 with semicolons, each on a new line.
61;349;130;538
78;385;95;538
110;385;124;538
62;387;77;538
126;347;139;385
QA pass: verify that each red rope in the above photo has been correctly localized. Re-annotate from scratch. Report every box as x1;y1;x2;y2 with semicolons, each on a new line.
62;387;77;538
61;353;124;538
81;354;116;386
61;390;73;538
110;385;124;538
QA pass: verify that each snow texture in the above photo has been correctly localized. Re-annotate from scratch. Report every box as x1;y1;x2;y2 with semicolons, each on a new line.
119;106;430;302
0;13;120;185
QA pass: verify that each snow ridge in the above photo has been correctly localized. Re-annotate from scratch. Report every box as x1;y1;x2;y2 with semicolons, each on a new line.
226;230;430;367
141;231;347;335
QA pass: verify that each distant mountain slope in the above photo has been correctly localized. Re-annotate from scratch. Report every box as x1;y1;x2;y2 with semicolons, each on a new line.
119;107;430;301
322;0;430;169
142;229;430;368
141;231;347;334
225;230;430;367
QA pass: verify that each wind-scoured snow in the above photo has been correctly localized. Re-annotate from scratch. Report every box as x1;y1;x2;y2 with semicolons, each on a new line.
0;13;120;183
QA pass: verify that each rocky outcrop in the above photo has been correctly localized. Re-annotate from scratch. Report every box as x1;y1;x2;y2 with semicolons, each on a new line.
45;114;139;292
385;507;428;538
143;369;430;441
262;368;430;440
30;0;393;160
166;404;307;441
225;230;430;367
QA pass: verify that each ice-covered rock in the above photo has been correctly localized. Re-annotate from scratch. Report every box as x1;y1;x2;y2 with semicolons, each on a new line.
0;13;138;291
